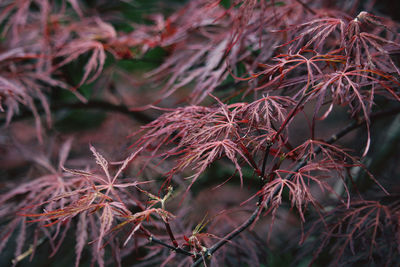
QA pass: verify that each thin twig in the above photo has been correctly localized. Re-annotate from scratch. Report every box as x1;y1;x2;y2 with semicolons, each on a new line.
287;105;400;177
149;235;194;257
164;220;179;247
294;0;317;15
12;236;46;265
272;94;309;143
140;226;193;257
0;100;153;124
260;140;273;180
191;205;262;267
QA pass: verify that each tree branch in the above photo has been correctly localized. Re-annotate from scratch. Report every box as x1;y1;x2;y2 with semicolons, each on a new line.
0;100;153;125
294;0;317;15
140;226;194;257
149;235;193;257
164;220;179;248
191;205;262;267
287;105;400;177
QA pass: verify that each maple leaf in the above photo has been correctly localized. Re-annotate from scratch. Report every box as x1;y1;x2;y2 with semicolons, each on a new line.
308;200;400;266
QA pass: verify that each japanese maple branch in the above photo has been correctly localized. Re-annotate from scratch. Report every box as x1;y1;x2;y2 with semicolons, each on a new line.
160;187;179;248
272;93;310;143
191;205;262;267
151;235;193;257
261;106;400;211
288;105;400;176
191;105;400;267
260;140;273;180
0;100;153;124
140;226;193;257
294;0;317;15
164;219;179;247
12;236;46;265
56;101;153;123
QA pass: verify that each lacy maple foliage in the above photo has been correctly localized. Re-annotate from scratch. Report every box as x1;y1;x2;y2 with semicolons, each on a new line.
1;0;400;266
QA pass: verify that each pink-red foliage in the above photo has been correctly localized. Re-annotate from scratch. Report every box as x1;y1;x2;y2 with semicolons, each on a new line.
1;0;400;266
